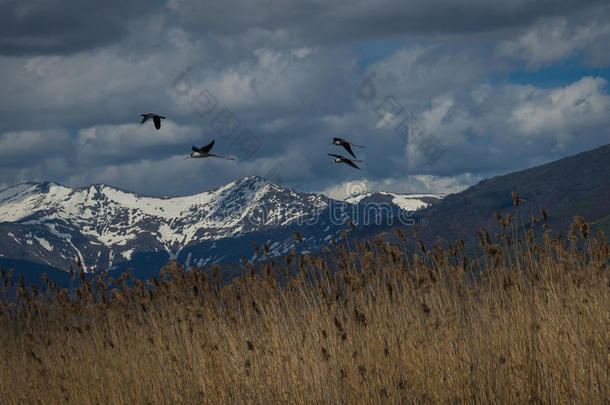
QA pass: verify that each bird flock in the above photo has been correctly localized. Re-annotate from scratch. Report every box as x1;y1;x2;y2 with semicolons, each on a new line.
329;137;365;169
141;114;364;168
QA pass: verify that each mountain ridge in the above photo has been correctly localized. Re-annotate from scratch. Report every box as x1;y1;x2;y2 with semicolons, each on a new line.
0;175;431;277
2;143;609;284
408;143;610;245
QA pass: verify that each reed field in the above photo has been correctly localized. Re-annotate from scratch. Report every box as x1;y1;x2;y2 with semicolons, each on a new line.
1;198;608;404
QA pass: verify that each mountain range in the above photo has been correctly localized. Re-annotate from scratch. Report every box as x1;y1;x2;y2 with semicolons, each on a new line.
1;143;609;285
0;176;440;282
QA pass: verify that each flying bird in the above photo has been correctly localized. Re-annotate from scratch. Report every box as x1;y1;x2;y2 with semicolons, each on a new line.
328;153;361;169
141;113;165;130
186;140;235;160
331;137;365;159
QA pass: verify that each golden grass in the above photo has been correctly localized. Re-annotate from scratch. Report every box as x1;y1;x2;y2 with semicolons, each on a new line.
0;212;608;404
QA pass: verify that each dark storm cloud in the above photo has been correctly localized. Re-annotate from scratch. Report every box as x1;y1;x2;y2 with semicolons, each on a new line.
0;0;158;55
168;0;607;43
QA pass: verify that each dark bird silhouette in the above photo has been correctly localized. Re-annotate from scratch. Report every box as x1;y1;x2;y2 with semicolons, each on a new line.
186;140;235;160
141;113;166;130
331;137;365;159
329;153;361;169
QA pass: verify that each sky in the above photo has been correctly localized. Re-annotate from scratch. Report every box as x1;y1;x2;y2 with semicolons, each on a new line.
1;0;609;199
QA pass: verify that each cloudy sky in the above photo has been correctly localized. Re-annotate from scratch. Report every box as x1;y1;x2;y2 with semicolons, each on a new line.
1;0;609;199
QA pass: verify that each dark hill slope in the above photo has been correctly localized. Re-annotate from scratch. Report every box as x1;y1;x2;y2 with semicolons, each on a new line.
412;144;610;245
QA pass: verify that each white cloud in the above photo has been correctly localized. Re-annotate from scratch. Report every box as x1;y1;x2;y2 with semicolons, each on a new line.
320;174;481;200
363;45;495;104
390;76;610;175
511;77;610;137
497;17;610;68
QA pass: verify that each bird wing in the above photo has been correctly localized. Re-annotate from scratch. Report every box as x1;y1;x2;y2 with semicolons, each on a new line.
343;159;360;169
201;140;215;153
141;115;150;124
341;143;357;159
328;153;344;159
192;145;200;152
153;116;161;129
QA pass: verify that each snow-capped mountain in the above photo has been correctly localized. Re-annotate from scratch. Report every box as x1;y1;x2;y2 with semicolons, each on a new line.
0;176;439;276
345;191;444;211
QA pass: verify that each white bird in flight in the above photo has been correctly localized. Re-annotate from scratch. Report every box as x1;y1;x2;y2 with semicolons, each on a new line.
331;137;365;159
328;153;361;169
186;140;235;160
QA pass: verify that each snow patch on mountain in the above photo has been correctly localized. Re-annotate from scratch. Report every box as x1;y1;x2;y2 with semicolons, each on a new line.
345;192;444;211
36;237;53;251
